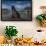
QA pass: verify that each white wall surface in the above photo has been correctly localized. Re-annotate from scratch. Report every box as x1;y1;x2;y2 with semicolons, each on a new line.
0;0;46;42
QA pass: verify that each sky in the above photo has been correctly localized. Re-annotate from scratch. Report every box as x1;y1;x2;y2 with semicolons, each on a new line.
2;0;30;1
2;0;32;10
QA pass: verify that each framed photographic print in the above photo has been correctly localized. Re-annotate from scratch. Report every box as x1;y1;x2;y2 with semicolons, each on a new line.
1;0;32;21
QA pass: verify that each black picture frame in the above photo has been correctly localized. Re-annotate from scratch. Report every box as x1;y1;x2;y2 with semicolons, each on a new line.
1;0;32;21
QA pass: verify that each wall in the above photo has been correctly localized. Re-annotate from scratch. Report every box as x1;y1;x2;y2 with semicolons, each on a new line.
0;0;46;41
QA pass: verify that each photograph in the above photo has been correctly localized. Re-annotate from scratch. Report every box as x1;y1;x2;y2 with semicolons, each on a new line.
1;0;32;21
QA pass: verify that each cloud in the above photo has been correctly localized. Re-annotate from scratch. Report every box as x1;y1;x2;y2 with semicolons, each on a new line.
15;3;31;9
2;4;11;9
2;0;31;10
